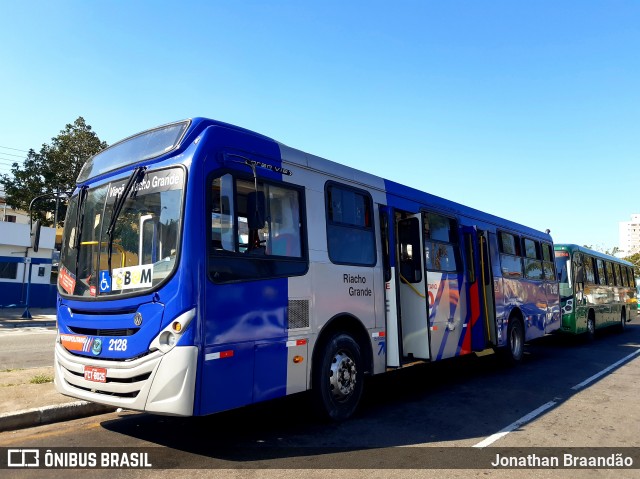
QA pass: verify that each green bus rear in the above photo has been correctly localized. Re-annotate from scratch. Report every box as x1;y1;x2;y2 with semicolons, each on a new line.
554;244;637;337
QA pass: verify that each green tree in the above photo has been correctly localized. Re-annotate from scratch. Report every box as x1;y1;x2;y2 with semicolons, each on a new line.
623;251;640;278
0;117;107;226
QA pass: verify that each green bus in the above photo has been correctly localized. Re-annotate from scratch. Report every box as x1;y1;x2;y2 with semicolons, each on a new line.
554;244;637;339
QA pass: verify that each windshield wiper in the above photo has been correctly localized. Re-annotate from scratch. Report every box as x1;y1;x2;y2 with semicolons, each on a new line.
106;166;147;276
72;186;89;283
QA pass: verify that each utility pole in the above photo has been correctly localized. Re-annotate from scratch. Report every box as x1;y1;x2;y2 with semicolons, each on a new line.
54;186;60;228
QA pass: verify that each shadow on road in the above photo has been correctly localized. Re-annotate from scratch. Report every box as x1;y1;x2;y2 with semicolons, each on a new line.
99;323;640;468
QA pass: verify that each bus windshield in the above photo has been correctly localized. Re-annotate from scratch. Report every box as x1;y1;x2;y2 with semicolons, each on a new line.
77;120;189;183
58;167;184;298
554;250;572;299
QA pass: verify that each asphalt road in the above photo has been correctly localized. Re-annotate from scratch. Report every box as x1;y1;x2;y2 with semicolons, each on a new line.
0;328;57;370
1;323;639;478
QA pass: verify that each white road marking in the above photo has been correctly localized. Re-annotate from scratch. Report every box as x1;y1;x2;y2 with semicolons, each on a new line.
473;347;640;448
472;399;559;448
571;348;640;391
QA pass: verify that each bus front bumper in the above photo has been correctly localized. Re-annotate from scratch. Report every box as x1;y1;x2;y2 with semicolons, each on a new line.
54;343;198;416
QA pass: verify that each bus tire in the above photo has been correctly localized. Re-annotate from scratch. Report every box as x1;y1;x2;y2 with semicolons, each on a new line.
618;309;626;333
312;332;364;422
502;316;524;363
586;313;595;341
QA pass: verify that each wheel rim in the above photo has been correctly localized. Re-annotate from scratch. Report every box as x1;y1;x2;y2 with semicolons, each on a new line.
621;312;626;329
510;325;522;358
588;318;595;335
329;351;357;402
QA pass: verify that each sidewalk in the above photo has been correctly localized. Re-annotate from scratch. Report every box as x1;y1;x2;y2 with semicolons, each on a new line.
0;307;116;432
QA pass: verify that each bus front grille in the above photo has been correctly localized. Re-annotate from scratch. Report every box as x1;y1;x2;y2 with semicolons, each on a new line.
68;326;140;337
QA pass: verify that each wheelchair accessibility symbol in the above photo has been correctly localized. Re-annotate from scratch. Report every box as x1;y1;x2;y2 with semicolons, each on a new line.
99;271;112;293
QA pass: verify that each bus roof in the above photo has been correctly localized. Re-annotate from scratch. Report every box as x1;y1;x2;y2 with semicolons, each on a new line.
554;244;634;266
83;116;554;242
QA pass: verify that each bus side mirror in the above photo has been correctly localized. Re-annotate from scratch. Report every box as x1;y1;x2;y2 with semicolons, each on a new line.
247;191;266;229
31;220;41;252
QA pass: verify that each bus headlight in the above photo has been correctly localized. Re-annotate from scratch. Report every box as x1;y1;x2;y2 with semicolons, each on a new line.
150;308;195;354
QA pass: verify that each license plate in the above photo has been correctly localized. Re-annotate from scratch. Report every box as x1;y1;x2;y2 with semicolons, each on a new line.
83;366;107;383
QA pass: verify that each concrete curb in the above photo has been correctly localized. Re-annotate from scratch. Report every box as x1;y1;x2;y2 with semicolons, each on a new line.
0;401;117;432
0;321;57;329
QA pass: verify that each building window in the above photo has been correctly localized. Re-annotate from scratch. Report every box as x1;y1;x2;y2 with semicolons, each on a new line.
0;261;18;279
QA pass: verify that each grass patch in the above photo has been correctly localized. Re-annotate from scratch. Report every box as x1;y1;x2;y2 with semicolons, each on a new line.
0;368;22;373
30;373;54;384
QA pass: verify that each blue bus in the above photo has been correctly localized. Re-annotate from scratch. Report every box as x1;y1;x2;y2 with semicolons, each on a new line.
54;117;560;421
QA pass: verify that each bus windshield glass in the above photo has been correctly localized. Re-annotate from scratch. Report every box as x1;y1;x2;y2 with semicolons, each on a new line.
554;250;572;299
77;120;190;183
58;167;184;298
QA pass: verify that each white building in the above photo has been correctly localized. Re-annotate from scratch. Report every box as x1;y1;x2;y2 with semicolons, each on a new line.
0;221;57;308
619;214;640;256
0;194;30;224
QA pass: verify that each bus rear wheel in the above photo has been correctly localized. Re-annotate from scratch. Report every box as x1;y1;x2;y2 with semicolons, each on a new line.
312;332;364;421
586;314;595;341
619;309;626;333
502;317;524;363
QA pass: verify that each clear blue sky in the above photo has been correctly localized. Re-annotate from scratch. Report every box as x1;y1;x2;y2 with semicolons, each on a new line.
1;1;638;252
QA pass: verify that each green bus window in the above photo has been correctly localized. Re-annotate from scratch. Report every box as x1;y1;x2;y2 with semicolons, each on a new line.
596;259;606;285
584;256;596;283
614;263;623;287
605;262;615;286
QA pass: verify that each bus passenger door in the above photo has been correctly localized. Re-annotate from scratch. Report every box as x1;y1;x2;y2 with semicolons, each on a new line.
380;206;401;368
396;214;430;360
461;227;489;351
478;230;497;345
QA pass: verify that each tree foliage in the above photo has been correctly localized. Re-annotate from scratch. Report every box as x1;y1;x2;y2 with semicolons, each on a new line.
0;117;107;226
623;251;640;279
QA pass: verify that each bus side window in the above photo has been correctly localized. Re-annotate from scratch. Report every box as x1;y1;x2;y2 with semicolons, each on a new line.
523;238;543;280
605;262;615;286
498;231;522;278
398;217;421;283
584;256;596;283
325;183;375;266
541;243;555;280
596;259;606;285
211;174;235;251
614;263;623;287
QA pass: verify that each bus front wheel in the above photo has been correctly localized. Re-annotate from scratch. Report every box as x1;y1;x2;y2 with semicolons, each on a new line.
312;332;364;421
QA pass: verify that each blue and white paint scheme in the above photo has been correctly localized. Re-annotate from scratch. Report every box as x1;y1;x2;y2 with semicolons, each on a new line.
54;117;561;421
